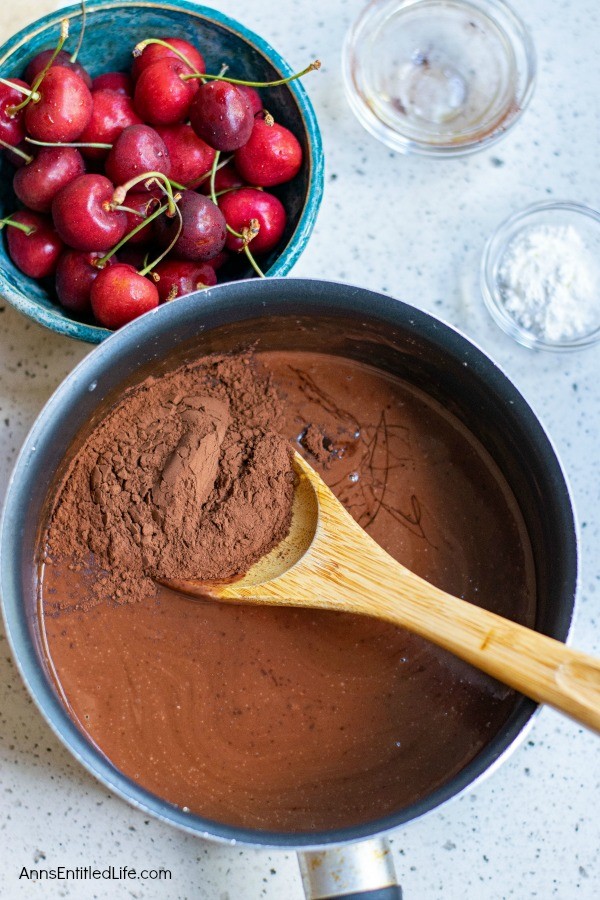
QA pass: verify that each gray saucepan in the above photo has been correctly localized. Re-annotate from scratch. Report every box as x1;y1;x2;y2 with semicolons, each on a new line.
0;278;578;899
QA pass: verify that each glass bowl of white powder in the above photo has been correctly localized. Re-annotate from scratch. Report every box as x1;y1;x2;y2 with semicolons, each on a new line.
481;201;600;351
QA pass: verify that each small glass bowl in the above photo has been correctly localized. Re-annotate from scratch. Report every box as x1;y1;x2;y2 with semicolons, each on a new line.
481;201;600;351
342;0;536;157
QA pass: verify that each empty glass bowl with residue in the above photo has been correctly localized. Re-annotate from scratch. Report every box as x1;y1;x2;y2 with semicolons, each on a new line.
342;0;536;157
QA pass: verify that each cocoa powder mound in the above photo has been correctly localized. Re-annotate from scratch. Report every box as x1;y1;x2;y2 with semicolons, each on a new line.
299;423;331;466
45;353;295;605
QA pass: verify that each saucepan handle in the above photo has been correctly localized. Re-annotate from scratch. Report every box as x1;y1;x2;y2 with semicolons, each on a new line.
297;837;402;899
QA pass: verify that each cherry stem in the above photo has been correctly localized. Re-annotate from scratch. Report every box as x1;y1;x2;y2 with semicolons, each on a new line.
133;38;202;76
0;214;35;235
96;201;169;267
113;204;146;215
70;0;87;63
209;150;220;205
207;150;264;277
214;187;239;198
228;221;264;276
0;137;33;164
186;153;232;190
182;59;321;87
25;137;112;149
112;172;177;215
139;202;183;277
0;77;40;102
244;244;265;278
10;20;70;115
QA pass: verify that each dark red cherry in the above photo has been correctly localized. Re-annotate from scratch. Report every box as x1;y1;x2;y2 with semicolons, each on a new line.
52;173;127;252
155;190;226;261
79;89;142;161
90;263;159;328
105;124;171;189
24;67;93;142
120;190;162;245
134;58;197;126
237;84;263;116
199;161;245;196
155;123;215;185
204;249;229;270
189;81;253;152
132;37;205;80
91;71;132;96
2;141;30;168
0;78;29;145
5;210;64;278
13;146;85;213
219;188;286;254
55;250;115;314
24;49;92;88
154;259;217;301
235;118;302;186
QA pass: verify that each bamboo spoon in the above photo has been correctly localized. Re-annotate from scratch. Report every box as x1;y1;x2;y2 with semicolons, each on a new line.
166;452;600;734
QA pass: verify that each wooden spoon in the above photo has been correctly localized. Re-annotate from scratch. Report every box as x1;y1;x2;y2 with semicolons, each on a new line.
166;451;600;734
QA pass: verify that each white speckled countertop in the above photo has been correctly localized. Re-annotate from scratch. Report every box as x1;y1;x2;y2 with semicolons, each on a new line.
1;1;599;898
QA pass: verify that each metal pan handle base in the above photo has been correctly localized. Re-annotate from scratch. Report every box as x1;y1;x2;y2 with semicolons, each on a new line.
298;837;402;900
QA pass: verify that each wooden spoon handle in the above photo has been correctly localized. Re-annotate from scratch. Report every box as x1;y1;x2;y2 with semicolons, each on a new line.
397;581;600;733
325;545;600;733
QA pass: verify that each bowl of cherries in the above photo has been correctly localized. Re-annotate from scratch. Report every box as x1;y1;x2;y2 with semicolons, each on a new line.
0;0;323;342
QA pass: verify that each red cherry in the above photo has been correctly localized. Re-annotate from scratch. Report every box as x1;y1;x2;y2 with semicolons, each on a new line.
2;141;30;168
199;160;245;196
105;124;171;189
91;72;132;96
204;249;229;270
13;146;86;213
155;190;226;261
24;49;92;88
154;259;216;301
25;67;93;143
90;263;159;328
189;81;253;151
237;85;263;116
5;210;64;278
155;123;215;185
235;118;302;186
55;250;115;314
134;58;197;126
0;79;29;146
52;173;127;252
78;89;142;161
132;37;205;80
120;190;162;245
219;188;286;254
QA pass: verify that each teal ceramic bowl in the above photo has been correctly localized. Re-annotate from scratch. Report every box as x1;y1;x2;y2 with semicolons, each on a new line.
0;0;324;343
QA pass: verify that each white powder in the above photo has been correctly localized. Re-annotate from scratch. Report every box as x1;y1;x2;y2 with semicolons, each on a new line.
497;224;600;342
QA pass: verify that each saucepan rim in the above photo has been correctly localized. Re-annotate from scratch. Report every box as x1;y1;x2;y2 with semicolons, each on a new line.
0;277;578;850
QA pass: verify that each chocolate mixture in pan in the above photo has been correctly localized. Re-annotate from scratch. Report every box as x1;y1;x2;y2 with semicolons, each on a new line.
40;350;536;832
